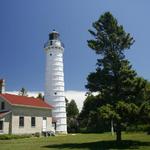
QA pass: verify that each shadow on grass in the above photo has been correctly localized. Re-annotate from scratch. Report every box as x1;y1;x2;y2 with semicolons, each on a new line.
43;140;150;150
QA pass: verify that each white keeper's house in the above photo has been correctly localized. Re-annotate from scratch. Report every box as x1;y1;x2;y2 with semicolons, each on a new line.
0;79;53;134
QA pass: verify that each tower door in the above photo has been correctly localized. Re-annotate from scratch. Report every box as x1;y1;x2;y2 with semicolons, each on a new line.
42;117;47;131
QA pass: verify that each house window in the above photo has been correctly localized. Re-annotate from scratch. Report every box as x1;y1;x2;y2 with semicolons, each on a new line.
19;116;24;127
31;117;36;127
0;121;3;130
1;102;5;110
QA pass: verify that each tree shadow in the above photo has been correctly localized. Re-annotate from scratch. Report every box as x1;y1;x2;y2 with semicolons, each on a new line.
43;140;150;150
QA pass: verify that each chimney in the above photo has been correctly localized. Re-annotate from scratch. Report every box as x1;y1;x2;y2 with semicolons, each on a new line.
0;79;5;94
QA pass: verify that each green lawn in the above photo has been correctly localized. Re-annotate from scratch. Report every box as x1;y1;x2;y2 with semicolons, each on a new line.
0;132;150;150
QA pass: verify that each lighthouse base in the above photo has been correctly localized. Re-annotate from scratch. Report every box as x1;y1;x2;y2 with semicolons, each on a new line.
55;125;67;134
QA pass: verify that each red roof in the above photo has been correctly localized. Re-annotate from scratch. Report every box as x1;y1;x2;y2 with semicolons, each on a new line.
0;94;53;109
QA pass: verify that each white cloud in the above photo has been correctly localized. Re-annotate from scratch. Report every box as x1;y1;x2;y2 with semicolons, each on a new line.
65;91;87;111
6;90;87;112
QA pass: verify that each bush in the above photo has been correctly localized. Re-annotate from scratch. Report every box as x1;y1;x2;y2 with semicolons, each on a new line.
67;117;79;133
0;134;32;140
126;124;150;132
34;132;41;137
147;126;150;135
79;127;88;133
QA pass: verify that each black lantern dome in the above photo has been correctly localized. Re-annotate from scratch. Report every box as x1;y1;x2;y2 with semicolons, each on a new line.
49;29;60;40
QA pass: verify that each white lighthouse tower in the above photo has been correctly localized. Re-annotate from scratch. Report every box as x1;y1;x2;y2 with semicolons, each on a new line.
44;30;67;134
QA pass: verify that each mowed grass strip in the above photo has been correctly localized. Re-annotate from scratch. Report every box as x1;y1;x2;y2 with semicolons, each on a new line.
0;132;150;150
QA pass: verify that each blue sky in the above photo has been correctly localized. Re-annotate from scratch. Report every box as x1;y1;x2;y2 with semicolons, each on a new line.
0;0;150;91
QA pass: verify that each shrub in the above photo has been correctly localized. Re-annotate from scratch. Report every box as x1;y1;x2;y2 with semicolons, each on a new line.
67;117;79;133
79;127;88;133
0;134;32;140
126;124;150;132
34;132;41;137
147;126;150;135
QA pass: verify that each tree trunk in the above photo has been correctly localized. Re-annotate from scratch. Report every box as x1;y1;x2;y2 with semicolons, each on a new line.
111;119;114;136
116;122;122;142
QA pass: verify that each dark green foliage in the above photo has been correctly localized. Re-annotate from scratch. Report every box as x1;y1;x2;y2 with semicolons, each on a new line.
84;12;150;141
66;99;79;133
86;13;137;105
144;81;150;101
0;134;31;140
19;87;28;96
139;101;150;123
67;100;79;118
79;95;102;120
87;12;134;55
67;118;79;133
98;101;139;128
87;110;110;133
65;98;69;108
126;124;150;132
148;126;150;135
79;94;110;133
37;93;44;100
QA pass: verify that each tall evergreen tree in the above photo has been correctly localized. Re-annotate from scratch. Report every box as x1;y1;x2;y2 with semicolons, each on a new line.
67;100;79;118
86;12;146;142
66;99;79;133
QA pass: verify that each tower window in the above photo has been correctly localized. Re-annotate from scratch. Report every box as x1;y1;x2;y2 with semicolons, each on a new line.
50;41;53;45
50;53;52;56
54;92;57;95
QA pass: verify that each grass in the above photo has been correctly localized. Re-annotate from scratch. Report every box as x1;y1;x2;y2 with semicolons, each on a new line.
0;132;150;150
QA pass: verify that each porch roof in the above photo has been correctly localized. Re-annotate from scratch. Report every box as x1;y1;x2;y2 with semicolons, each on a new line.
0;111;11;118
